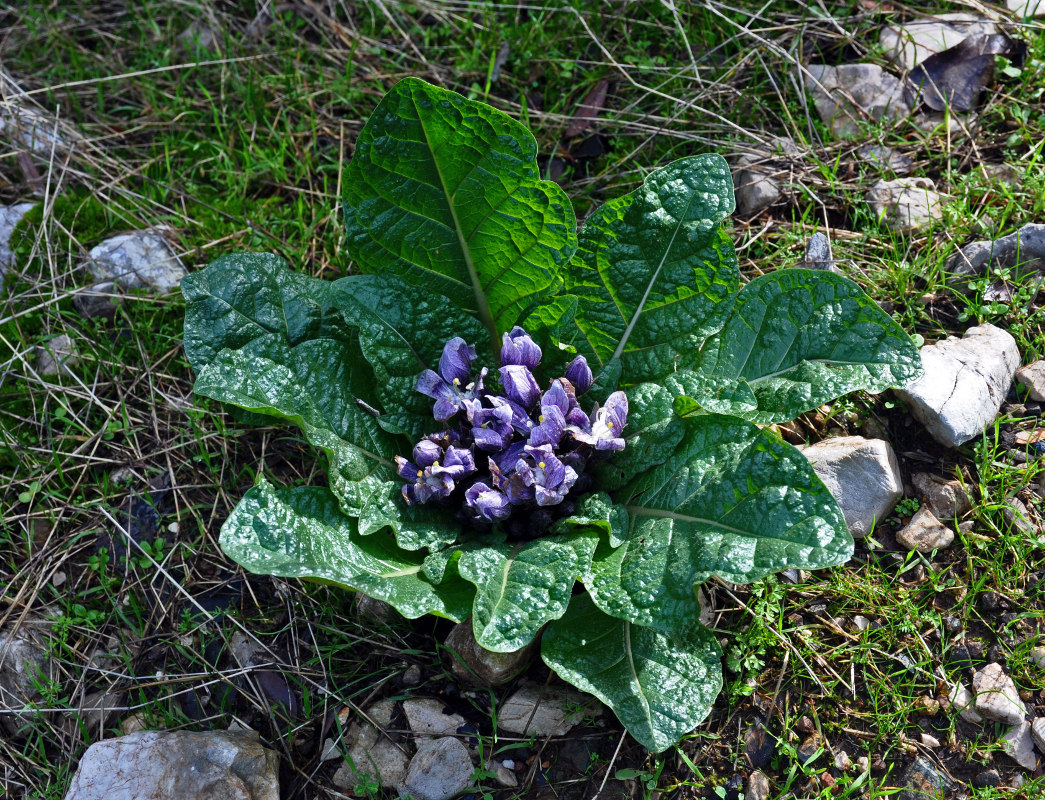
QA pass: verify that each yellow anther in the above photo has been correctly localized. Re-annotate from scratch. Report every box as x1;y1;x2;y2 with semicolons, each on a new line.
416;470;422;477
453;377;461;385
432;460;439;467
607;422;614;428
538;461;546;468
538;414;545;422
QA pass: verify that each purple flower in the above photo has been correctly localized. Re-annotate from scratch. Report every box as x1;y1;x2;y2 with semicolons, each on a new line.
395;443;475;505
565;355;593;395
465;482;512;522
466;396;515;452
567;390;629;451
500;326;542;368
417;337;486;421
515;445;578;506
528;379;574;448
499;365;540;409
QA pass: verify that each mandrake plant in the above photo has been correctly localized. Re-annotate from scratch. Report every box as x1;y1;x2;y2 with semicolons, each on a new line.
182;77;922;751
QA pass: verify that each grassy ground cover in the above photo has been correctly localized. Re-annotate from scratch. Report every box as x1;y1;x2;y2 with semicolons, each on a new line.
2;1;1045;798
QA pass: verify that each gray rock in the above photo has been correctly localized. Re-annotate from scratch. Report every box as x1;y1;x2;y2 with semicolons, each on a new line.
403;698;466;738
355;594;397;625
896;324;1019;447
946;224;1045;295
484;758;518;788
402;737;473;800
402;664;422;686
805;63;910;139
897;756;954;800
973;663;1026;726
866;177;943;232
1031;647;1045;669
980;163;1022;187
497;682;596;737
63;727;279;800
1031;718;1045;751
1008;0;1045;16
0;106;73;156
1004;497;1038;535
332;700;408;792
896;506;955;552
1001;722;1038;769
912;472;972;519
799;436;903;537
732;137;800;217
880;15;997;71
919;733;940;748
1016;361;1045;402
445;620;534;687
0;201;34;273
0;617;53;737
86;230;186;293
73;282;118;318
797;232;841;273
857;144;914;175
35;334;78;377
177;18;221;53
746;770;770;800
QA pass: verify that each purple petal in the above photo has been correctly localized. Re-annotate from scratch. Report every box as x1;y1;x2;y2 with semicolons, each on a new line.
500;326;542;368
494;441;527;473
528;404;566;448
565;406;590;429
565;356;593;395
473;425;512;452
413;440;443;468
540;379;571;416
416;369;451;401
499;365;540;409
432;397;460;422
465;482;512;521
505;473;535;504
438;337;476;384
395;456;422;482
431;446;476;478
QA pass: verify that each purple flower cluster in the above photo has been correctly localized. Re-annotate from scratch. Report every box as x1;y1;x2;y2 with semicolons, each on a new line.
396;327;628;536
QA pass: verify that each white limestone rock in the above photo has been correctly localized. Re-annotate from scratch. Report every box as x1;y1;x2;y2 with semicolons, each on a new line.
403;698;466;738
880;15;997;71
804;64;910;139
35;334;78;377
949;681;983;723
1031;718;1045;752
732;137;800;217
799;436;903;537
896;506;955;552
866;177;943;232
973;663;1026;726
1001;722;1038;770
0;106;74;156
1016;361;1045;402
402;737;474;800
0;202;34;273
497;682;596;737
86;230;186;292
1008;0;1045;16
63;727;279;800
912;472;972;519
332;699;408;793
895;324;1019;447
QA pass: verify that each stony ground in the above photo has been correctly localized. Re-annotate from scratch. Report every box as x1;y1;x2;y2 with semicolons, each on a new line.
3;2;1045;799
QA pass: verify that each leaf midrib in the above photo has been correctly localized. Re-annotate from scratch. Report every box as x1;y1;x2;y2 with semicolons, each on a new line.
609;192;694;362
413;95;498;348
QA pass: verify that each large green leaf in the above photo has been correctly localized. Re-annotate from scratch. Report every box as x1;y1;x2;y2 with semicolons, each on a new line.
587;415;851;631
541;594;722;753
184;254;463;552
552;492;629;548
458;532;598;652
221;480;473;622
333;274;486;441
183;252;354;372
556;154;738;383
342;77;577;345
596;383;685;493
689;269;922;423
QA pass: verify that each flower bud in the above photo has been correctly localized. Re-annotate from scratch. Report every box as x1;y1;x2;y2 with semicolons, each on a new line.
500;326;542;368
565;355;593;395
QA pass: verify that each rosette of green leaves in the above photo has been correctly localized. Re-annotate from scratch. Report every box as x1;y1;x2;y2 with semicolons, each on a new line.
183;77;921;752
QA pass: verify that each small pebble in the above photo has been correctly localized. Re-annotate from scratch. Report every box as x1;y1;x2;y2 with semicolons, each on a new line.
973;770;1000;789
501;759;515;770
